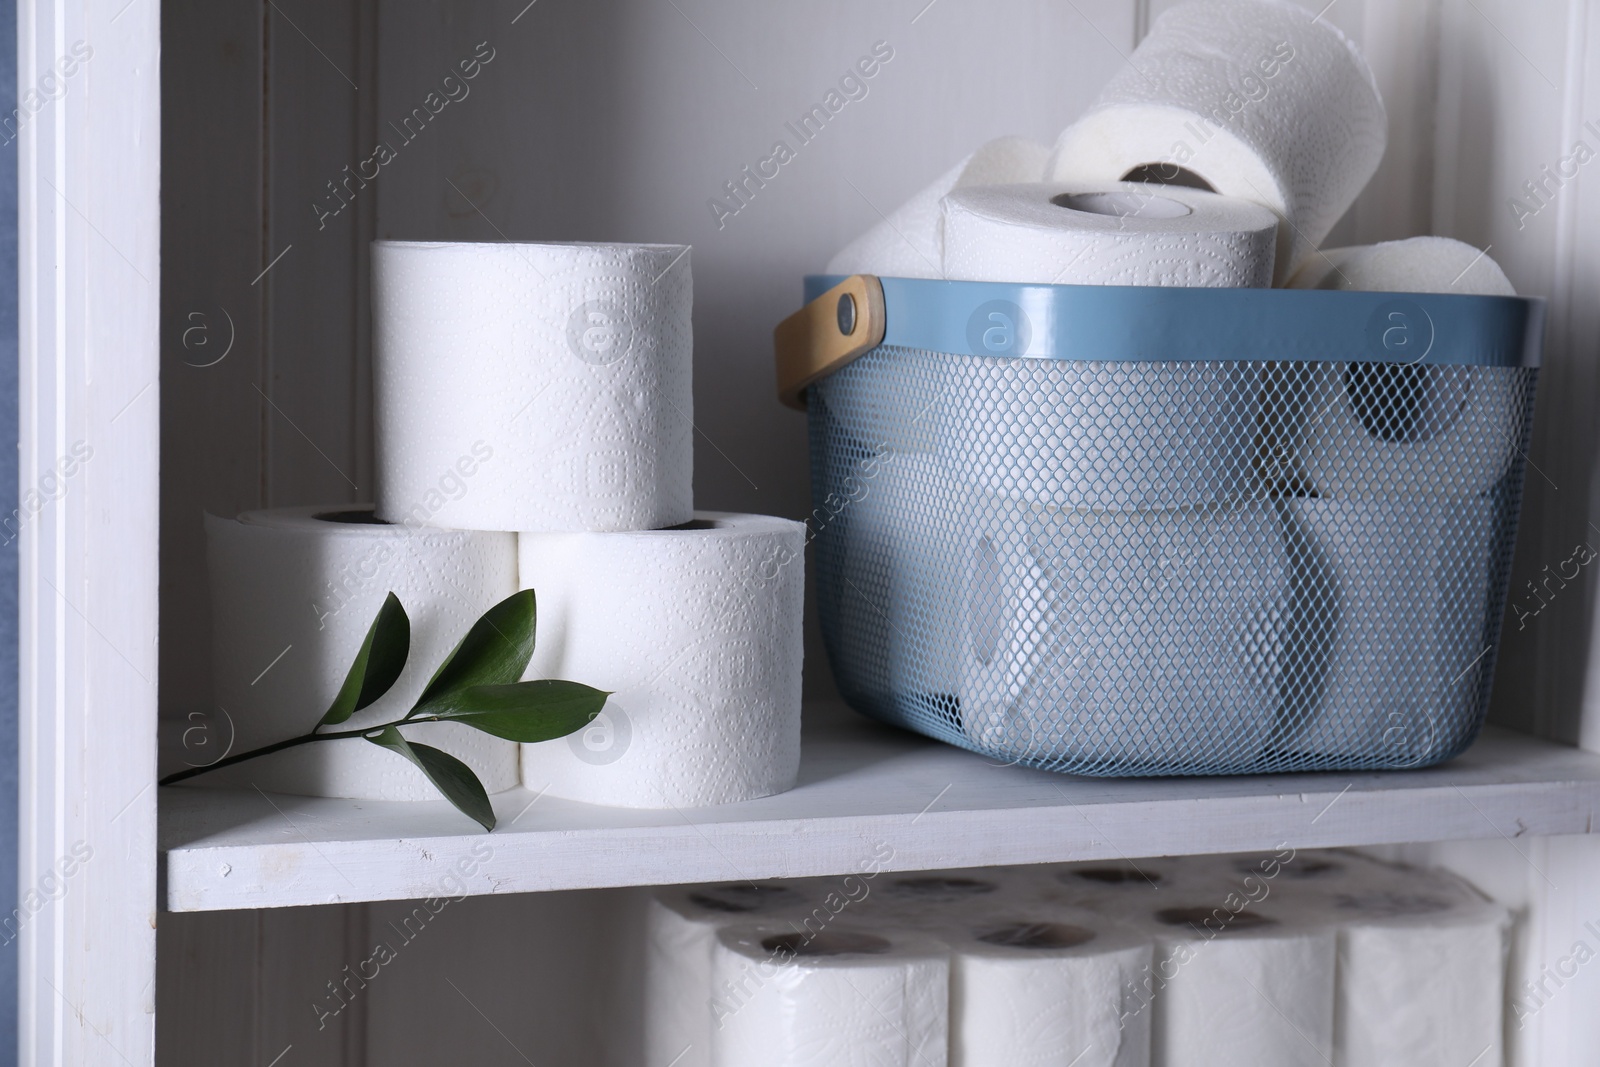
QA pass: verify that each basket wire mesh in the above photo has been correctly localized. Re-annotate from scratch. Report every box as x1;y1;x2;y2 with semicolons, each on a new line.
810;344;1537;776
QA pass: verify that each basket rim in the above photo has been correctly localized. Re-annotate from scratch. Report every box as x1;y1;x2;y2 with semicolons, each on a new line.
802;275;1543;369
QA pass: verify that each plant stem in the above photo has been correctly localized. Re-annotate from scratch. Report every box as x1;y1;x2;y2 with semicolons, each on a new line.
158;724;384;786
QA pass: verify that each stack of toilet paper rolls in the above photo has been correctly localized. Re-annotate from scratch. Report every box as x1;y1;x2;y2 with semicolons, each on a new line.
824;0;1521;770
641;851;1507;1067
202;242;804;806
1280;238;1519;761
922;180;1289;768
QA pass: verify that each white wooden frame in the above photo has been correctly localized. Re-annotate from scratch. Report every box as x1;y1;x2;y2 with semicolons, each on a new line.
7;0;1599;1062
17;0;160;1062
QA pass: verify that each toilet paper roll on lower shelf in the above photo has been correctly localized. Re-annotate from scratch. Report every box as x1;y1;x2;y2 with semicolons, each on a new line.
372;240;694;533
1315;867;1509;1067
1047;0;1387;282
946;912;1153;1067
852;866;1042;933
940;181;1279;287
518;512;805;808
644;882;815;1067
711;924;950;1067
1282;497;1496;761
826;135;1050;279
202;506;520;800
960;500;1290;769
1117;897;1337;1067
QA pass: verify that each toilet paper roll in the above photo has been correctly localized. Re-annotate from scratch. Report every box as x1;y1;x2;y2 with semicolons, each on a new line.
944;350;1261;510
372;240;693;532
1048;0;1386;282
826;346;949;455
838;454;965;707
1217;848;1379;893
644;882;814;1067
518;512;804;808
1283;497;1495;760
1283;246;1363;291
941;182;1278;287
1050;860;1180;905
1286;238;1520;499
947;912;1153;1067
202;506;519;799
853;867;1041;932
962;501;1290;769
1319;869;1508;1067
1293;363;1523;498
1116;897;1336;1067
826;135;1050;278
1287;238;1517;296
711;924;950;1067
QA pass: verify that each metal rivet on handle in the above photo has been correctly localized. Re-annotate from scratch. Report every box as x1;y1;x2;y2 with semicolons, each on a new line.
837;293;857;336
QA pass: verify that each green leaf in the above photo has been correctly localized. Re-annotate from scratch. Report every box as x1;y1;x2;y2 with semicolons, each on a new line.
365;726;495;832
413;590;536;713
413;680;611;742
319;593;410;727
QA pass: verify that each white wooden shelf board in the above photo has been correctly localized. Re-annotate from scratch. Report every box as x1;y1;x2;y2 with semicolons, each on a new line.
160;705;1600;912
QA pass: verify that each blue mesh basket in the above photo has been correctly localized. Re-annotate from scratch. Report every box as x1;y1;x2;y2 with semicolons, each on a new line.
777;275;1543;776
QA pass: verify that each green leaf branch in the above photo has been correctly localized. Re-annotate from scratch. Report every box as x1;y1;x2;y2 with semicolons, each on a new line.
159;589;609;831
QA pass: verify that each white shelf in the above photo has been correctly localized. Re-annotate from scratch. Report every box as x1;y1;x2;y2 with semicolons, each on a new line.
160;704;1600;912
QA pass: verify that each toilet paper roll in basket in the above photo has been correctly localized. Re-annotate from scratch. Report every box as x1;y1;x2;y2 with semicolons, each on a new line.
940;183;1275;510
838;453;965;707
1048;0;1386;282
1282;496;1496;762
1316;868;1508;1067
644;882;815;1067
711;924;950;1067
518;512;804;808
1114;896;1337;1067
941;181;1278;287
372;240;693;532
1288;238;1522;498
827;135;1049;279
1288;237;1517;297
961;499;1290;769
945;911;1153;1067
1292;362;1522;498
203;507;520;799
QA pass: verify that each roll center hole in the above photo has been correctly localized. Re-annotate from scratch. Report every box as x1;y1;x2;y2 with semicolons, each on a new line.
1120;163;1216;191
889;876;997;899
1053;190;1194;219
689;884;799;913
1156;906;1277;931
1072;867;1162;885
314;508;391;526
977;922;1096;950
761;931;892;957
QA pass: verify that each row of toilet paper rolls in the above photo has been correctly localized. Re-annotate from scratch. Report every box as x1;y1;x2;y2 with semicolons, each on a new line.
640;850;1507;1067
202;508;804;805
197;241;808;806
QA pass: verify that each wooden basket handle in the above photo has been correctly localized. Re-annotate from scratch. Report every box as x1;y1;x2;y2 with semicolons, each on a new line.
772;274;886;410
